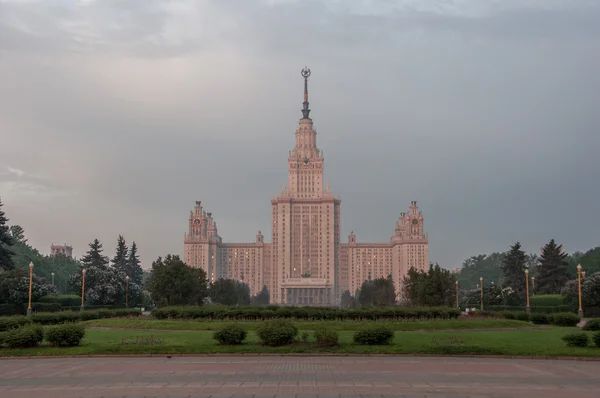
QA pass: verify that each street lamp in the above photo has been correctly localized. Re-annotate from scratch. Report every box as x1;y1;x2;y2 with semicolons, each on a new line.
525;268;530;313
479;276;484;312
531;276;535;296
81;268;87;312
577;264;584;318
125;275;130;308
455;280;459;309
27;262;34;317
51;272;55;287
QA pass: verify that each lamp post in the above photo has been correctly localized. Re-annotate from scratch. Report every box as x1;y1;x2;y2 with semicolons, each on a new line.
531;276;535;296
27;262;34;317
51;272;55;287
525;268;530;313
455;280;459;309
577;264;584;318
125;275;130;308
479;276;484;312
80;268;86;312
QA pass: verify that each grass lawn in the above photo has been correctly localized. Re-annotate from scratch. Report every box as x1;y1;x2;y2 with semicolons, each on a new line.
82;318;534;332
1;327;599;358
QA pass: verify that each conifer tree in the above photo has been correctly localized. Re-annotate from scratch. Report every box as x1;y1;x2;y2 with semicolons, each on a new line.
501;242;528;302
536;239;570;294
111;235;128;273
80;239;108;269
126;241;143;285
0;198;15;270
9;225;27;244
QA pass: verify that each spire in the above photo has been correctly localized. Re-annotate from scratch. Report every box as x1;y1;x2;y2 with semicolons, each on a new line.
301;66;311;119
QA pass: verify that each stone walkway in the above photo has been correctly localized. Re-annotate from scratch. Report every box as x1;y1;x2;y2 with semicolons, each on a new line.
0;356;599;398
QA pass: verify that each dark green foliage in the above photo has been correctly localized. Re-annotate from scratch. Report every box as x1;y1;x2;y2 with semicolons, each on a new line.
561;272;600;310
340;290;356;308
402;264;456;307
501;242;528;304
357;275;396;307
2;325;44;348
111;235;128;273
80;239;109;268
530;294;567;307
213;324;247;345
530;313;550;325
127;242;143;286
499;311;530;321
300;331;309;342
40;295;82;307
8;225;26;244
45;324;86;347
256;319;298;346
592;331;600;347
148;255;208;306
582;318;600;331
552;312;580;327
0;198;15;271
561;332;589;347
353;325;394;345
0;268;57;305
209;278;251;306
251;286;270;306
313;326;339;347
537;239;570;294
0;315;29;331
152;305;462;321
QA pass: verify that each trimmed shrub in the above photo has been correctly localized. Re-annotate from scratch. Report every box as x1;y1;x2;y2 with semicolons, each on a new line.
256;319;298;346
353;325;394;345
3;325;44;348
561;332;589;347
0;316;30;332
531;294;567;307
530;313;550;325
313;326;339;347
0;304;24;316
499;311;530;321
552;312;580;327
31;302;62;313
40;294;82;307
592;331;600;347
582;318;600;331
213;324;247;345
45;324;86;347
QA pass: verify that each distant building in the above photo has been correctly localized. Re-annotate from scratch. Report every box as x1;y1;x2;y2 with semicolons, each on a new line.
184;68;428;305
50;244;73;258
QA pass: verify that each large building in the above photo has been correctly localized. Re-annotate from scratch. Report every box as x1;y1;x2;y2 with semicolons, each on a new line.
184;68;428;305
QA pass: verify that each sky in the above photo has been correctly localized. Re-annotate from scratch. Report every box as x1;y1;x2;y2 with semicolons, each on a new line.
1;0;599;270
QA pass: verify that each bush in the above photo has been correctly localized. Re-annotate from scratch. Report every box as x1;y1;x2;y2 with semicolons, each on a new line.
40;294;82;307
583;318;600;331
256;319;298;346
313;326;339;347
0;316;30;332
353;325;394;345
31;302;62;313
0;303;23;316
592;331;600;347
213;324;247;345
498;311;530;321
45;324;86;347
552;312;580;327
561;332;589;347
531;294;567;307
3;325;44;348
530;313;550;325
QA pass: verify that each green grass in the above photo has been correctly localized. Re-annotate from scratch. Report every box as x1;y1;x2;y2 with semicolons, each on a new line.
82;318;534;332
1;327;599;357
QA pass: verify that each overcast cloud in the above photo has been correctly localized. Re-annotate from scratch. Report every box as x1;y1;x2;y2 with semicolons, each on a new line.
1;0;599;270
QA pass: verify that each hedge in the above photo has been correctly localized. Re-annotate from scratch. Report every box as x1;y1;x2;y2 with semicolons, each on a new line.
487;305;572;314
530;294;567;307
152;306;462;321
39;295;82;307
0;308;142;326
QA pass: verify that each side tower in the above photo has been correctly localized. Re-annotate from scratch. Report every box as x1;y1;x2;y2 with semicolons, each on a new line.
183;201;221;283
270;68;341;305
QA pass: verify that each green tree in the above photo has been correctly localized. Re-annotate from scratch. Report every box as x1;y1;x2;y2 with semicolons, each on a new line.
251;285;270;305
111;235;128;274
209;278;251;306
148;255;208;306
126;241;143;286
455;253;504;289
340;290;356;308
402;264;456;307
537;239;570;294
81;239;109;269
501;242;528;303
9;225;27;244
357;276;396;307
0;198;15;271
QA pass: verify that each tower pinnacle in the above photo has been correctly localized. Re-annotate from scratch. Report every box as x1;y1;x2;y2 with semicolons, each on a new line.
301;67;311;120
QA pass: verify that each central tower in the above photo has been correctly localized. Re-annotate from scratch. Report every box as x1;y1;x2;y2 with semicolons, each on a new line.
270;68;341;305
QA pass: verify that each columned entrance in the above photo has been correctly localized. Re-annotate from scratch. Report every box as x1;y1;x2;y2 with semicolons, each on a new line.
281;278;333;306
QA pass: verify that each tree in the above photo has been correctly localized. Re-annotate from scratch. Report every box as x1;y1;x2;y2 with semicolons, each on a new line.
111;235;128;273
147;255;208;306
536;239;570;294
0;268;57;304
455;253;504;289
251;285;270;305
500;242;528;303
402;264;456;307
340;290;356;308
0;198;15;270
209;278;251;306
126;241;143;286
561;272;600;310
357;276;396;307
9;225;27;244
80;239;109;269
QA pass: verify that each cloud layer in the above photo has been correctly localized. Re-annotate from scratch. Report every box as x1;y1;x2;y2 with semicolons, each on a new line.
1;0;599;268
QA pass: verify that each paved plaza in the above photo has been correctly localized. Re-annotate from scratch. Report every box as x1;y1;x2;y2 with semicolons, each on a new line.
0;356;599;398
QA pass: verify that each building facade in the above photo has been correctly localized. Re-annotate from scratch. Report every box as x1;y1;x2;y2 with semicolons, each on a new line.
50;244;73;258
184;68;428;305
